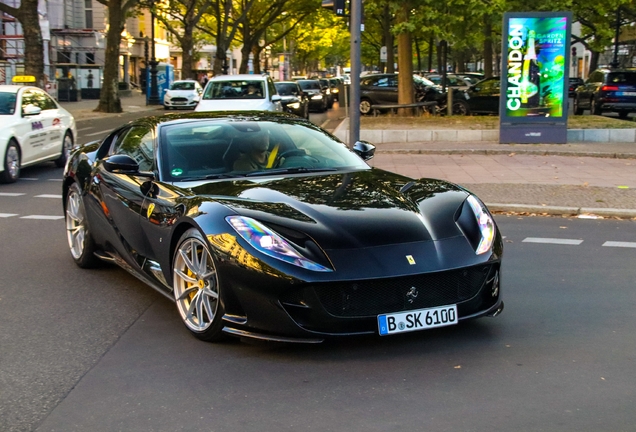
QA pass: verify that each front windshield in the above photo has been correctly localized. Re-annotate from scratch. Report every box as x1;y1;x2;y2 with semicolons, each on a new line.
170;81;196;90
159;119;369;181
274;83;299;96
0;92;17;115
202;80;265;100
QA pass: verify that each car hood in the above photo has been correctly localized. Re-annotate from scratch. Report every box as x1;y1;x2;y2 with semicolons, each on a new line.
185;169;470;250
196;99;271;111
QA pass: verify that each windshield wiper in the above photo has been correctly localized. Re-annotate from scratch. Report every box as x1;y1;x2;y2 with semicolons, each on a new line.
204;173;245;179
245;167;337;177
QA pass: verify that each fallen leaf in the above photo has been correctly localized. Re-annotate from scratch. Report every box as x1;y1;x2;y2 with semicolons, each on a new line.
583;182;589;187
601;377;606;381
454;365;461;369
508;152;516;157
559;226;568;229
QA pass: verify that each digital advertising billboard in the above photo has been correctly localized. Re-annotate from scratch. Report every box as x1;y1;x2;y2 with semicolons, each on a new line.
500;12;572;144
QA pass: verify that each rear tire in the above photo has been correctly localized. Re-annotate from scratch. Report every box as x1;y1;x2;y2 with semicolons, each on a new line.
591;98;601;115
54;131;73;168
573;97;584;115
0;140;20;184
618;111;630;120
452;100;470;116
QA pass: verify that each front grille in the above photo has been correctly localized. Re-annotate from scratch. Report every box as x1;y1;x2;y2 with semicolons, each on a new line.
303;265;492;318
171;97;188;103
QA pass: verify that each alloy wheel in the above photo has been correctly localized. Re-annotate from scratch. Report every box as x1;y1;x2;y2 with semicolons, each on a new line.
65;187;86;260
6;145;19;180
360;99;371;115
173;237;220;332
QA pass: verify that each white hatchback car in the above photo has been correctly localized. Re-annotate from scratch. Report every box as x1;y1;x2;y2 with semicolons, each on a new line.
0;85;77;183
163;79;203;110
195;74;282;112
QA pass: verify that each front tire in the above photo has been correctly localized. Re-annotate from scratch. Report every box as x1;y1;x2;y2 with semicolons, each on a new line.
452;100;469;116
55;132;73;168
173;228;226;342
1;140;20;184
65;182;99;268
359;98;372;115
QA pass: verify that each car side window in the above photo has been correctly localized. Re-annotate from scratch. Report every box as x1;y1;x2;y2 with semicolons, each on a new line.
268;78;277;99
112;126;154;172
32;90;58;110
21;90;36;114
375;77;389;87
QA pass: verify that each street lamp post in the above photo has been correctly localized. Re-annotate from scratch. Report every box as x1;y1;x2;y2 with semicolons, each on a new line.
147;6;161;105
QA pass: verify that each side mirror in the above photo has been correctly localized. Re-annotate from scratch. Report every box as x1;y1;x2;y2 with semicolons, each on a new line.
353;140;375;161
103;154;140;173
23;104;42;116
271;95;282;102
103;154;155;178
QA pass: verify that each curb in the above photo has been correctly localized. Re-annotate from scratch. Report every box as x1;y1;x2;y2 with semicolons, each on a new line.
486;203;636;219
377;148;636;159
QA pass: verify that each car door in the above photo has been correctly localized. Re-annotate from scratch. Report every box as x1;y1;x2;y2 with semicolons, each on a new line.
15;89;48;165
466;78;500;114
31;89;65;159
94;125;156;262
578;71;602;109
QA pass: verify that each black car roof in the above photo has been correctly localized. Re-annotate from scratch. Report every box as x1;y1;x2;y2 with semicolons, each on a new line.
127;111;305;129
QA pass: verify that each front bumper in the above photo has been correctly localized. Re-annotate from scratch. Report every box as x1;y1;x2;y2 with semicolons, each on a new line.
219;260;503;343
164;99;198;108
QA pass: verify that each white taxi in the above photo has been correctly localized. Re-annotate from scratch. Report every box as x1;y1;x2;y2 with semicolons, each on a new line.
0;84;77;183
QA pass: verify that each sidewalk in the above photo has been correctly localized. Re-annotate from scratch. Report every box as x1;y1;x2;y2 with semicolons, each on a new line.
59;90;163;121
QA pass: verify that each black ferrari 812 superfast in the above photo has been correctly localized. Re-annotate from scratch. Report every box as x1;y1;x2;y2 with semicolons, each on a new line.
63;111;503;343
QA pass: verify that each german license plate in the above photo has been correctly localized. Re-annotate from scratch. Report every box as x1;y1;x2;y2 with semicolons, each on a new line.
618;91;636;96
378;305;458;336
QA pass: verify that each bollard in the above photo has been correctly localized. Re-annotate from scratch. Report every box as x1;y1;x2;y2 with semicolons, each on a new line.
447;89;453;116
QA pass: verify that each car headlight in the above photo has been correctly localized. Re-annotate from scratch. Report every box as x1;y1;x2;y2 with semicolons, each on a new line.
311;95;323;100
164;94;171;100
288;102;300;109
226;216;332;272
332;88;339;93
465;195;495;254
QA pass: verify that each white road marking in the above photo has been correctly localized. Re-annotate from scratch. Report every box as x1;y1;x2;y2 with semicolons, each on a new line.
47;179;63;182
320;119;331;128
20;215;64;220
0;192;26;196
603;241;636;248
77;127;93;132
19;178;38;181
0;213;18;218
84;129;112;137
34;194;62;199
522;237;583;245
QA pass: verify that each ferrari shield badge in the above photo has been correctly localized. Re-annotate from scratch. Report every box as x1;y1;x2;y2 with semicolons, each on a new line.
406;255;416;265
147;203;155;219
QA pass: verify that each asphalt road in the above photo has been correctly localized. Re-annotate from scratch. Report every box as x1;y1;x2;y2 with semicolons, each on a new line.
1;109;636;431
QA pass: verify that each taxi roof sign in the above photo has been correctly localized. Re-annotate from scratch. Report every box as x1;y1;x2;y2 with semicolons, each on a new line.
12;75;36;83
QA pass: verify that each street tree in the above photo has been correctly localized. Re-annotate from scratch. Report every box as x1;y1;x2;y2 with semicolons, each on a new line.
147;0;212;80
95;0;141;113
197;0;255;75
0;0;44;87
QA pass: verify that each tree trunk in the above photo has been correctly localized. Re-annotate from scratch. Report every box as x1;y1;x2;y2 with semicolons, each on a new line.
96;0;123;113
21;0;44;87
483;15;493;78
414;36;421;72
180;25;195;80
589;50;600;74
214;42;227;75
397;3;413;116
253;46;263;74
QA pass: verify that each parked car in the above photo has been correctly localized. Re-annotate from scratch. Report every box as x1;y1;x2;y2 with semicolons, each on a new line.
0;84;77;183
456;77;501;115
62;111;503;343
573;69;636;119
296;79;328;112
358;73;444;115
163;79;203;110
328;78;341;101
195;74;282;112
274;81;309;118
568;77;584;97
318;78;335;108
425;74;473;90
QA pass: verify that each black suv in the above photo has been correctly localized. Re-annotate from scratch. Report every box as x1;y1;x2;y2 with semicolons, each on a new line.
358;73;443;115
573;69;636;119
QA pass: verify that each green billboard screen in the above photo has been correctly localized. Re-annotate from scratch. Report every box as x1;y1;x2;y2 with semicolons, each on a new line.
504;16;568;118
